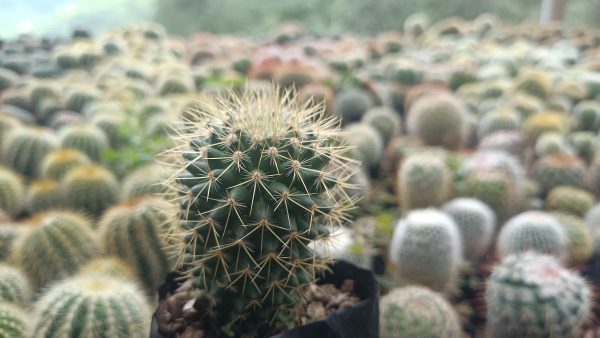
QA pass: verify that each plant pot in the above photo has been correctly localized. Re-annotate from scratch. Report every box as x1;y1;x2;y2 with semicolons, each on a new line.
149;260;379;338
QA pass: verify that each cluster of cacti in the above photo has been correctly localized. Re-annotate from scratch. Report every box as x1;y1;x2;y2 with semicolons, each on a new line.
389;209;462;291
486;252;591;337
380;286;462;338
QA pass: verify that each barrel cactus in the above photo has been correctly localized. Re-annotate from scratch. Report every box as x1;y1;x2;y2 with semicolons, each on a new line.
335;88;374;125
513;69;552;99
397;152;452;213
568;131;596;163
0;302;28;338
407;93;468;150
61;165;119;217
0;264;29;307
461;170;518;222
389;209;462;291
77;256;136;281
1;126;58;177
164;86;355;335
13;211;100;289
0;167;24;217
26;180;62;213
534;132;572;157
573;100;600;132
121;163;170;199
486;252;591;338
30;275;150;338
361;107;401;144
380;286;462;338
40;149;92;181
98;197;176;290
477;109;520;138
496;211;567;261
522;112;570;143
552;212;594;267
442;198;496;260
546;185;595;217
59;124;110;162
533;154;588;195
343;123;384;168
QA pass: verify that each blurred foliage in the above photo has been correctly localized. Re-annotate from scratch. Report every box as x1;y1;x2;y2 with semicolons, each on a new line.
154;0;600;36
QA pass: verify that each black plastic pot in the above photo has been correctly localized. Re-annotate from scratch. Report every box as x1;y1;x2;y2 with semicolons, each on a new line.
150;260;379;338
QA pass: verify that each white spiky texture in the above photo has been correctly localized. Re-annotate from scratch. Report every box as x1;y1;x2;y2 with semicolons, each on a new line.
389;208;462;291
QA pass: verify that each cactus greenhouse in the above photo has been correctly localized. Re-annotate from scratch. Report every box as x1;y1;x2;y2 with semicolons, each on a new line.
2;2;600;337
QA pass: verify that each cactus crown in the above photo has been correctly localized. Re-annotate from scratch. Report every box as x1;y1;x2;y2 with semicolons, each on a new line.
164;86;356;335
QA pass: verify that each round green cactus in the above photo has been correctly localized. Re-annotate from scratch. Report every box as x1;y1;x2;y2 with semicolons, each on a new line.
0;225;23;261
77;256;136;280
534;132;572;157
1;126;59;177
573;100;600;132
165;86;355;335
496;211;567;261
442;197;496;260
13;211;100;289
486;252;591;338
25;180;63;213
343;123;384;168
552;212;594;267
40;149;92;181
361;107;401;144
0;68;18;92
121;163;170;199
335;88;374;125
389;209;462;291
98;197;176;290
61;165;119;217
546;185;595;217
462;170;518;222
0;167;24;217
92;113;127;148
0;264;30;305
397;153;451;213
380;286;462;338
0;114;21;151
533;153;588;195
522;112;570;143
407;93;468;150
30;275;150;338
0;302;28;338
513;69;552;99
59;124;110;162
158;76;194;96
65;87;99;113
477;109;520;138
568;131;596;163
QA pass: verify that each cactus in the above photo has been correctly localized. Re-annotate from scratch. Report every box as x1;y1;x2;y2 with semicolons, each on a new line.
298;83;334;117
407;93;468;150
0;225;23;261
77;256;136;280
0;302;28;338
546;96;572;113
361;107;401;144
485;252;591;338
552;212;594;267
343;123;384;167
508;94;544;120
442;198;496;260
61;165;119;217
463;151;525;183
0;167;24;217
26;180;62;213
522;112;570;143
1;126;59;177
462;170;518;222
0;265;30;305
158;76;193;96
546;185;595;217
59;124;110;162
65;87;99;113
533;154;588;195
12;211;99;289
389;209;462;291
568;131;596;163
404;12;430;39
40;149;92;181
165;86;354;335
387;63;423;85
98;197;176;290
92;113;127;148
0;68;18;92
380;286;462;338
0;114;21;151
573;100;600;132
534;132;572;157
496;211;567;261
478;130;526;158
335;88;374;125
477;109;520;138
513;69;552;99
449;69;476;91
30;275;150;338
397;152;451;213
121;163;170;199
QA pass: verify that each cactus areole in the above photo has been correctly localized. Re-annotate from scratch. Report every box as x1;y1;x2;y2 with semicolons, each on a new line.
165;86;356;336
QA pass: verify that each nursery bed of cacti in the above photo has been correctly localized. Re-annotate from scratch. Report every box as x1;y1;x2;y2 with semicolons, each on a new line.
1;12;600;338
